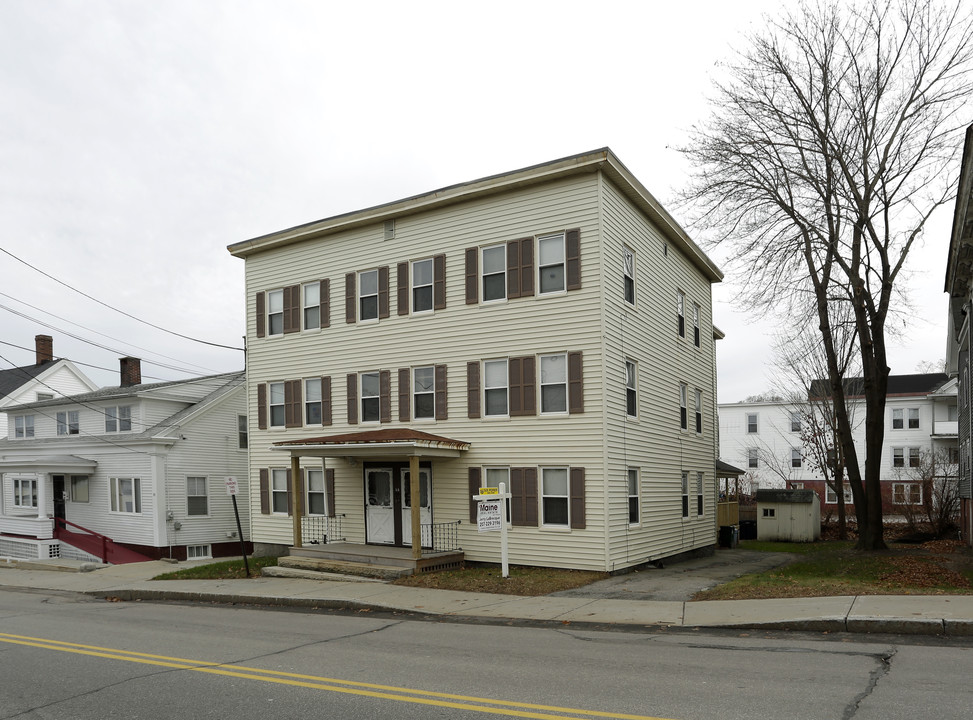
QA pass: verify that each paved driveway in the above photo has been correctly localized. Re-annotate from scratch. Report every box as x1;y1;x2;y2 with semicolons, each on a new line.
551;548;796;602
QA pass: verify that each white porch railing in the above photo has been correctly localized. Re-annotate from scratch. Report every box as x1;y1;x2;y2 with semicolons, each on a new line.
0;514;54;540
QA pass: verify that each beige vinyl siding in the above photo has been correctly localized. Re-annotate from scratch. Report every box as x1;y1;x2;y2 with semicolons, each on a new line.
245;174;612;569
599;178;717;568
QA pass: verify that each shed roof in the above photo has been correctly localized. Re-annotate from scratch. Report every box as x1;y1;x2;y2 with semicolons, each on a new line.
756;489;817;504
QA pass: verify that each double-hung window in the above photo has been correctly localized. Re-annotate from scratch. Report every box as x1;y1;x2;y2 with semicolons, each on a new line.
14;477;37;508
307;468;326;515
623;248;635;305
271;468;288;513
540;354;567;414
483;360;509;417
358;270;379;321
71;476;89;502
412;258;434;313
238;415;248;449
790;411;802;432
105;406;132;433
625;361;638;418
303;282;321;329
679;383;688;430
893;447;921;468
693;303;700;347
267;289;284;335
627;468;639;524
677;291;686;338
893;482;922;505
908;408;919;429
892;408;903;429
110;477;141;514
537;232;565;294
681;471;690;517
696;472;704;516
413;366;435;419
481;245;506;302
694;389;702;433
187;477;208;516
791;448;802;468
746;413;758;434
541;467;569;526
57;410;79;436
747;448;758;468
305;378;322;425
269;382;286;427
14;415;34;438
360;372;381;422
826;484;853;504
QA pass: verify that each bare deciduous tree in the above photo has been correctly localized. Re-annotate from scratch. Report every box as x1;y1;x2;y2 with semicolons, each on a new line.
681;0;973;549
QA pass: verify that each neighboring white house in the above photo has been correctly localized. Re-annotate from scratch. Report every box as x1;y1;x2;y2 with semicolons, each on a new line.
719;374;958;515
228;148;724;573
0;335;99;439
0;358;249;563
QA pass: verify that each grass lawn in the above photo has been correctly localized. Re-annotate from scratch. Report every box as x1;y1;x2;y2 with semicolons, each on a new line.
393;564;608;596
693;539;973;600
152;556;279;580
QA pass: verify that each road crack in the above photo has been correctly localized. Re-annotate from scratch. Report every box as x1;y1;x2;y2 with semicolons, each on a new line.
842;647;896;720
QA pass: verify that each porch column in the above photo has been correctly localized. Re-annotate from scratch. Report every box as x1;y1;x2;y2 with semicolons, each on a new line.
291;455;303;548
409;455;421;560
37;473;49;520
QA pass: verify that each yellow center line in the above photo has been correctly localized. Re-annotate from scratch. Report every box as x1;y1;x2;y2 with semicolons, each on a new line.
0;632;678;720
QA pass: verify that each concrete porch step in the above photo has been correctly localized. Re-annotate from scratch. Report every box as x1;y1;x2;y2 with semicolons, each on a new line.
276;555;413;580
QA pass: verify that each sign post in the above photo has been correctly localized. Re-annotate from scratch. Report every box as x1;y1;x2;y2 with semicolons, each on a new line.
474;482;511;578
225;477;250;579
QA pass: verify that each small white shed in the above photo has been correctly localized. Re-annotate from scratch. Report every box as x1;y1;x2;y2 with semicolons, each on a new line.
756;489;821;542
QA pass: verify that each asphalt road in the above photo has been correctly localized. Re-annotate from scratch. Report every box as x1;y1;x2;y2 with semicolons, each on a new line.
1;586;972;720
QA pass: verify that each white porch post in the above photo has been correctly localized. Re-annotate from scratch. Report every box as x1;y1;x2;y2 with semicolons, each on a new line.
409;455;421;560
291;455;303;548
37;472;49;520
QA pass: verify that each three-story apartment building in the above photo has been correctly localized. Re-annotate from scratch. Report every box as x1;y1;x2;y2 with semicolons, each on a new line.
229;149;723;572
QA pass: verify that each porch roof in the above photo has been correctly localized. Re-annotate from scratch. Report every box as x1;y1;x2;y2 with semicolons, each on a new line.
0;455;97;474
271;429;471;459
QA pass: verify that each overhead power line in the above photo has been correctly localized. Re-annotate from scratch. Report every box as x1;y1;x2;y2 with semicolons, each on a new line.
0;246;245;351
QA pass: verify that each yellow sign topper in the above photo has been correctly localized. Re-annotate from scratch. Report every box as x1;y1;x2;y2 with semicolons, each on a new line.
478;487;499;495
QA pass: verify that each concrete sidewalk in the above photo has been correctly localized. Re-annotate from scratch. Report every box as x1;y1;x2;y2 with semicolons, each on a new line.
2;557;972;636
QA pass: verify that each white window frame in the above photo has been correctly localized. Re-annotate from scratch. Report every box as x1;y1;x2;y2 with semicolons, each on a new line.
908;447;920;468
677;291;686;338
679;383;689;430
70;475;89;503
271;468;289;514
307;468;327;516
483;359;509;417
623;247;635;305
681;471;690;518
481;244;506;303
892;447;905;467
305;378;322;426
186;544;212;559
908;407;920;429
746;412;758;434
537;232;566;295
413;366;435;420
694;388;702;434
269;382;286;428
791;447;802;468
411;258;434;313
187;476;208;516
303;281;321;330
360;372;381;423
540;353;568;414
267;288;284;336
14;415;34;438
541;467;570;528
237;415;248;450
892;482;922;505
826;483;853;504
747;448;758;468
696;471;704;517
109;477;142;514
692;303;700;348
13;477;37;508
105;405;132;433
57;410;79;436
625;360;638;419
762;508;776;518
358;269;379;321
627;468;640;525
790;411;802;432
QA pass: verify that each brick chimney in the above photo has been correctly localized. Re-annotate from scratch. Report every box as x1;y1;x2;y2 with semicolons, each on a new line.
119;357;142;387
35;335;53;365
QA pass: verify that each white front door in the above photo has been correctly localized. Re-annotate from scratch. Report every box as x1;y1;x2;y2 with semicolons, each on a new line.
400;468;432;548
365;468;394;544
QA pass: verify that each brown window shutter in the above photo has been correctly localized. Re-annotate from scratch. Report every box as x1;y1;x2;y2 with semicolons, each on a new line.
285;379;302;428
255;292;266;338
468;467;481;522
510;467;524;526
519;237;534;297
506;240;521;299
345;273;356;323
380;369;391;423
398;368;410;422
508;358;523;415
522;356;536;415
509;356;536;417
295;468;306;516
259;469;269;514
433;254;446;309
435;364;448;420
320;279;330;329
325;468;336;517
283;284;301;334
566;229;581;290
397;262;409;316
523;467;538;527
257;383;267;430
321;376;332;426
568;351;584;414
285;468;293;516
465;248;478;304
569;467;585;529
379;266;390;319
467;361;481;419
347;373;358;424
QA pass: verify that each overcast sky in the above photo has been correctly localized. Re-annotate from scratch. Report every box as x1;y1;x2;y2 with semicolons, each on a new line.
0;0;960;403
